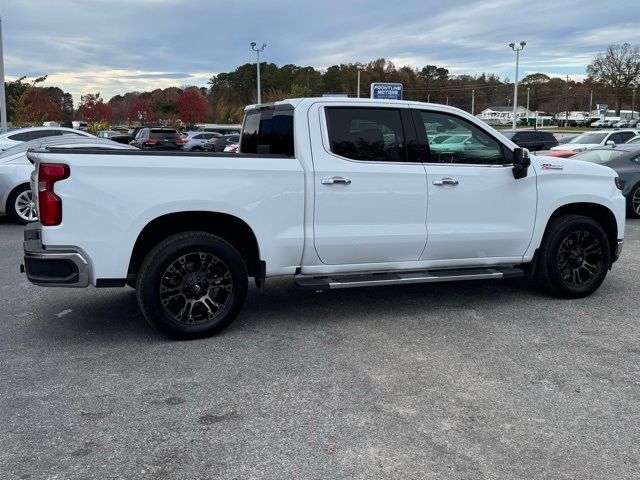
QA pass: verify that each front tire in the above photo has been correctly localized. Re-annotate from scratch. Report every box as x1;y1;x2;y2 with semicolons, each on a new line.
535;215;610;298
136;232;248;339
8;185;37;224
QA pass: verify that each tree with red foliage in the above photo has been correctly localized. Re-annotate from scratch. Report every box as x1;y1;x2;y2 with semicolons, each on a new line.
127;98;154;125
25;88;62;122
78;93;113;122
177;89;208;128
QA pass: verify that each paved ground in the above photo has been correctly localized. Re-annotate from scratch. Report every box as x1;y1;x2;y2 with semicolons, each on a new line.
1;216;640;480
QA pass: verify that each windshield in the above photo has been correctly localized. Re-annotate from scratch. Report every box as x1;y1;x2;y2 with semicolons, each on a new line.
571;149;626;164
568;132;607;144
501;132;516;139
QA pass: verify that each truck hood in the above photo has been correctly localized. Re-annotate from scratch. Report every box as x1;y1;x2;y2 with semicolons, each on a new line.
550;143;600;152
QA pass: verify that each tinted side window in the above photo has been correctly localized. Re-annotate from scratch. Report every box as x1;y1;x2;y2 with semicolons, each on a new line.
418;111;505;165
325;107;408;162
31;130;63;140
620;132;635;142
608;133;623;144
240;109;294;156
8;132;32;141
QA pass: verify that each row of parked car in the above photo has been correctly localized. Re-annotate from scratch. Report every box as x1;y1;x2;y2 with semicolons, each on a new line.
589;118;640;129
95;127;241;153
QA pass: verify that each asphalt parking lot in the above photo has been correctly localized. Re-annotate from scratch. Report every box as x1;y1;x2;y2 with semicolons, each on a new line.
1;216;640;480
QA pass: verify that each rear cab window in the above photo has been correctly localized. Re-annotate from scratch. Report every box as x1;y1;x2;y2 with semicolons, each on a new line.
240;105;294;156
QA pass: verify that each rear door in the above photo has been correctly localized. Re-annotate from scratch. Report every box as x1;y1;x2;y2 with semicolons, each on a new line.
311;105;428;265
413;108;537;261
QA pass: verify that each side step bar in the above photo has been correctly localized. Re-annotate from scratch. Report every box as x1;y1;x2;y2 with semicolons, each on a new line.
295;267;524;291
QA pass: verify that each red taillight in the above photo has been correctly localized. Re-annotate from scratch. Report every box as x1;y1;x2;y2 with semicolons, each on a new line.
38;163;69;226
144;138;158;145
175;138;187;145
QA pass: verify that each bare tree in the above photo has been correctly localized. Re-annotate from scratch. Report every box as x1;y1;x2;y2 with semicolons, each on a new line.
587;43;640;115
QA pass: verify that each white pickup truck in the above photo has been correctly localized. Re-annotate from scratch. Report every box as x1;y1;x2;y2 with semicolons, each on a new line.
23;98;626;339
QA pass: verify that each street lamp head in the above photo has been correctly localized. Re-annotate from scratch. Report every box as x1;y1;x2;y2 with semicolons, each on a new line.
250;42;256;48
508;42;515;49
520;41;527;48
262;43;267;49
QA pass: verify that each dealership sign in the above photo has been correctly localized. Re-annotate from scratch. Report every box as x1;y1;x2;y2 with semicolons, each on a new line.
370;83;403;100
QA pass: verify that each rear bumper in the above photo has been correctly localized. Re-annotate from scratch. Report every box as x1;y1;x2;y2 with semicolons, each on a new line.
22;222;90;287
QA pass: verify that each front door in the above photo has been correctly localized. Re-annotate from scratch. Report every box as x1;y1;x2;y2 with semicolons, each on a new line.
414;108;537;261
311;105;428;265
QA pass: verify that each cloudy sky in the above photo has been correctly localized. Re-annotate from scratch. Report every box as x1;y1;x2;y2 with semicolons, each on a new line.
2;0;639;100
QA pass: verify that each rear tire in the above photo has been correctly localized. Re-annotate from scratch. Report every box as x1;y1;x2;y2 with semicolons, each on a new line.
136;232;248;339
627;183;640;219
535;215;610;298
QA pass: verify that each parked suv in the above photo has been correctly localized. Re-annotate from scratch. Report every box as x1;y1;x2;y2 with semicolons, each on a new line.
500;130;558;151
183;132;220;151
132;128;187;150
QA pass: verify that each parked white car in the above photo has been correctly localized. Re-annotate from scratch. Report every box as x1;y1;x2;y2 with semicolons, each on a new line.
0;127;94;151
0;137;136;223
551;129;639;153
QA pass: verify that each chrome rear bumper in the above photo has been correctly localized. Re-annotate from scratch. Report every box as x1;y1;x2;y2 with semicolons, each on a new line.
22;222;90;287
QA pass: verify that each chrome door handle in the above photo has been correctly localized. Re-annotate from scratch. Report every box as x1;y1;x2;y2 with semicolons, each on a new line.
322;176;352;185
433;177;459;186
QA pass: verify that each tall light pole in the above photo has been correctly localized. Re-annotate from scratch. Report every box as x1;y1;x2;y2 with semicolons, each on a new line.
526;87;530;126
632;86;636;120
508;41;526;129
250;42;267;104
0;17;7;133
356;64;363;98
471;89;475;115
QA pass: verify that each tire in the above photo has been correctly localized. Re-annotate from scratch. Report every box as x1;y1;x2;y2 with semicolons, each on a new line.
627;183;640;219
8;185;37;224
136;232;248;339
535;215;610;298
190;146;203;152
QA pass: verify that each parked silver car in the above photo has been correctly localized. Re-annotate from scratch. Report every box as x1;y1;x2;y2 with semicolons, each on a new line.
183;131;221;151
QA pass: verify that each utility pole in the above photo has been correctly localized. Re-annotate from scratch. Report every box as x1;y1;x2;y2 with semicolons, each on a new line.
427;93;430;103
589;90;593;116
471;89;475;115
565;74;570;128
509;41;526;129
633;86;636;120
356;65;362;98
250;42;267;104
0;17;7;133
446;95;449;106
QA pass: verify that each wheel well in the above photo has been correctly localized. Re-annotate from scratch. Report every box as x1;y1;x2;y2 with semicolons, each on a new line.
128;212;261;279
548;203;618;257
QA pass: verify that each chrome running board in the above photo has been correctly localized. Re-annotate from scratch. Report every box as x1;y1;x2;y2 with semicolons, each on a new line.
295;267;524;290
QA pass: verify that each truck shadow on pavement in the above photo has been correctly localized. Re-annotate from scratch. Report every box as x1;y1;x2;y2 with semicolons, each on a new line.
31;276;546;343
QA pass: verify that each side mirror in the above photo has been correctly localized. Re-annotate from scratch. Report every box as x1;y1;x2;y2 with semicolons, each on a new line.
512;147;531;179
605;140;615;146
